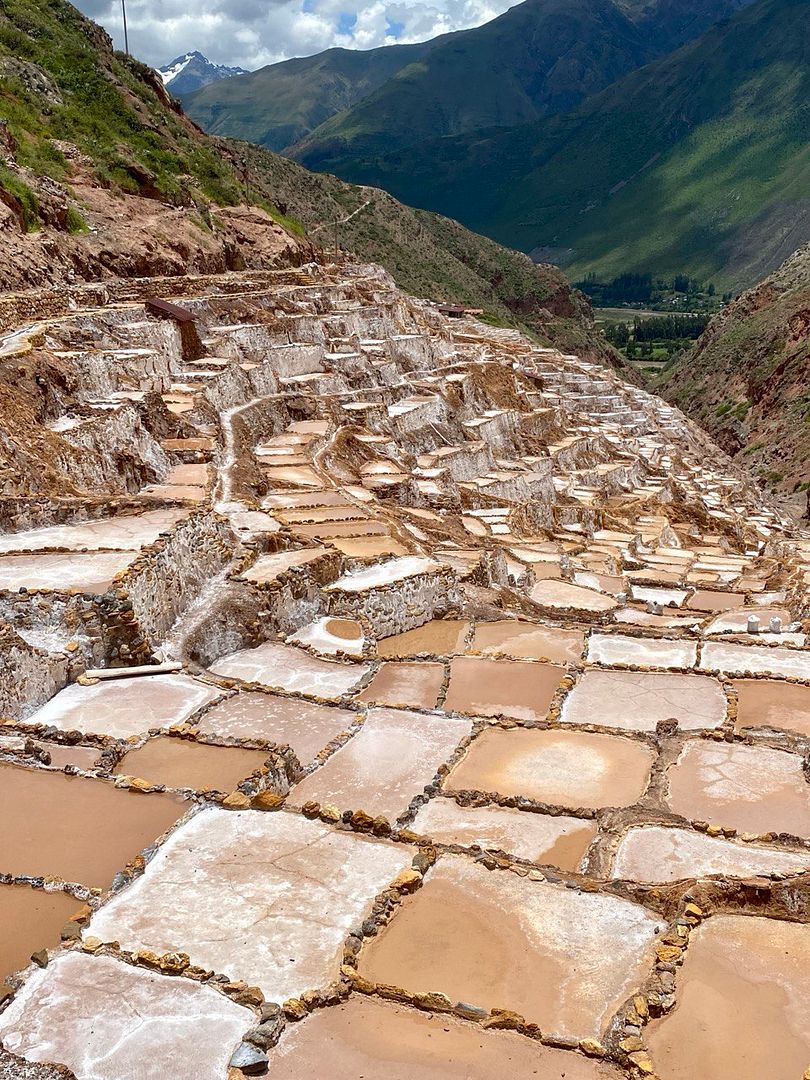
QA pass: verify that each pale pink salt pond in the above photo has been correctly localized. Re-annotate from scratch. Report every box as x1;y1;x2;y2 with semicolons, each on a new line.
445;728;654;809
358;661;445;709
290;707;471;819
0;550;137;593
262;995;624;1079
358;856;663;1040
196;692;356;765
0;952;251;1080
26;674;221;739
611;825;810;882
530;579;618;613
209;641;370;698
85;809;413;1000
472;620;585;663
647;916;810;1080
410;797;596;869
561;670;726;731
666;741;810;837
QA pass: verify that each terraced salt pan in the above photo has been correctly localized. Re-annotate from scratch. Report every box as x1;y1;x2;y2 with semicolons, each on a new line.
472;620;584;663
288;617;365;657
630;585;688;607
561;670;726;731
411;797;596;869
686;590;746;612
446;728;654;809
0;952;251;1080
530;579;618;613
0;883;80;983
358;661;445;709
210;641;370;698
701;641;810;680
377;620;470;657
86;810;413;999
243;547;330;585
359;857;663;1040
0;550;137;593
114;738;271;794
263;996;624;1079
733;679;810;737
290;707;471;819
612;826;810;883
27;674;221;738
588;634;697;670
196;693;356;765
443;656;564;722
646;916;810;1080
0;763;186;888
704;607;791;635
325;556;439;592
0;508;188;553
666;742;810;837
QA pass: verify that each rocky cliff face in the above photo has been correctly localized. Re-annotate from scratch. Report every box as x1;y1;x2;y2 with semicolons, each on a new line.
661;242;810;514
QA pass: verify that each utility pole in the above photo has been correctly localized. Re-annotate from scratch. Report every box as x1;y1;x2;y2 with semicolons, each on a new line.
121;0;129;55
334;218;339;260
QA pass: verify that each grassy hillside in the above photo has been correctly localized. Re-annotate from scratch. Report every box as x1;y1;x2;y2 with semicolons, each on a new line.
184;42;436;153
231;140;625;365
293;0;809;293
0;0;618;366
660;241;810;506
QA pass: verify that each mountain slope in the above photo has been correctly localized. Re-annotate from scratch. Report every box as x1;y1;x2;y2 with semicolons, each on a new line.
185;42;436;152
0;0;616;367
292;0;809;292
158;52;248;97
660;242;810;507
189;0;753;160
289;0;754;168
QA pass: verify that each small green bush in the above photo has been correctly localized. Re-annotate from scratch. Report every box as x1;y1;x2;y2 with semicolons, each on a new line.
0;165;40;230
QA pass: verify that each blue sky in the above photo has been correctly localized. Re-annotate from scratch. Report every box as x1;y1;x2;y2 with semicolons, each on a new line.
75;0;517;70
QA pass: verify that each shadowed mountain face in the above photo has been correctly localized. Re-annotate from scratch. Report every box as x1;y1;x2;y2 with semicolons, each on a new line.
185;0;754;155
292;0;809;293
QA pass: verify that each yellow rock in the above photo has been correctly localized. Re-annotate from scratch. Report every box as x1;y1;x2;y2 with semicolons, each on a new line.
391;868;422;893
222;791;251;810
250;790;285;810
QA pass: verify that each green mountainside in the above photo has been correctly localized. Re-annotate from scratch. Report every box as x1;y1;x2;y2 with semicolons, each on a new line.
289;0;753;168
0;0;617;364
661;241;810;504
291;0;809;293
183;41;437;152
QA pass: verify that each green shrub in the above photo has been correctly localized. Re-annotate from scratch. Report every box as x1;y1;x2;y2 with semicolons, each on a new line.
0;165;40;230
65;204;87;233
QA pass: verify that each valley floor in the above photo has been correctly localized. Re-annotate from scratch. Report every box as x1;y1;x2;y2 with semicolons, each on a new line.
0;262;809;1080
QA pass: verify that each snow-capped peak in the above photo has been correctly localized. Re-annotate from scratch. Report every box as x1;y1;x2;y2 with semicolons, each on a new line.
157;52;249;96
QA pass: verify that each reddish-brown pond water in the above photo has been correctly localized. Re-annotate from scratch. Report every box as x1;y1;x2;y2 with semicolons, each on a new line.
114;738;270;793
0;764;187;888
0;884;79;984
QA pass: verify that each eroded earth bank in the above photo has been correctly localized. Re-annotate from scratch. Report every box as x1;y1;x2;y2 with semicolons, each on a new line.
0;258;809;1080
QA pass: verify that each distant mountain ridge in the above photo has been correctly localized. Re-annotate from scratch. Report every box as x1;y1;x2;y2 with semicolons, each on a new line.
185;0;755;158
159;51;248;97
292;0;809;292
184;42;438;152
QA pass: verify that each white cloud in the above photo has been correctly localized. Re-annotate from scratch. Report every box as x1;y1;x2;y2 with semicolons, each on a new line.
73;0;518;70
